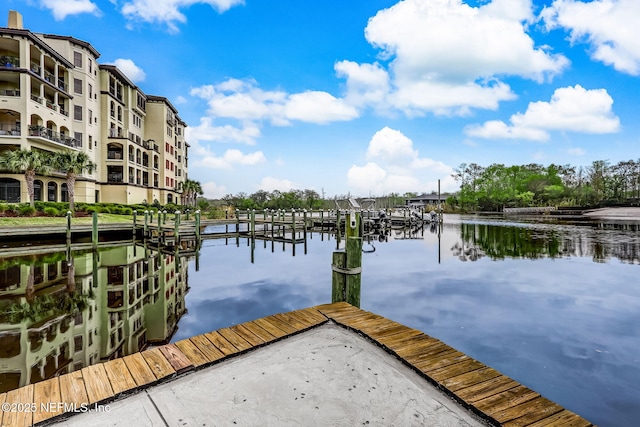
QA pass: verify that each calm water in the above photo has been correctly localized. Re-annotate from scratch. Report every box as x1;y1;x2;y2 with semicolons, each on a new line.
1;214;639;426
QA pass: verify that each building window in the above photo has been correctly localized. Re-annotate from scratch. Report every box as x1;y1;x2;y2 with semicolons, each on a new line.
117;106;122;122
74;52;82;68
89;135;93;150
73;78;82;94
74;132;83;147
0;178;20;203
88;59;92;73
74;105;82;121
88;83;93;99
88;109;93;125
47;182;57;202
61;183;69;202
34;180;43;201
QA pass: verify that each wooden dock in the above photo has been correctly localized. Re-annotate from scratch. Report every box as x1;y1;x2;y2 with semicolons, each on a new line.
0;302;591;426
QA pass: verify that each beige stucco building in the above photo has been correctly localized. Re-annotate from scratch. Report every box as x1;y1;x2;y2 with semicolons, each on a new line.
0;11;188;205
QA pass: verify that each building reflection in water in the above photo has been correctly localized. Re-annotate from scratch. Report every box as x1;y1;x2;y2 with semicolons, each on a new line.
0;244;190;393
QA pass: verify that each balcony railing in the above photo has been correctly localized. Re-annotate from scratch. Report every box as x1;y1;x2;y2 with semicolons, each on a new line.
46;100;56;111
30;62;42;75
0;55;20;68
31;94;43;104
57;79;68;92
108;173;123;183
44;70;55;84
107;151;123;160
0;89;20;97
59;107;69;117
28;126;80;148
109;129;124;138
0;123;20;136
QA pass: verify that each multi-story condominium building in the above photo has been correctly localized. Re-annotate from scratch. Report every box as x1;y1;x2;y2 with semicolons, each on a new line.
0;11;188;205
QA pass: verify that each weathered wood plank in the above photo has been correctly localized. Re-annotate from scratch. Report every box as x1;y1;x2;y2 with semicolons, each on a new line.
363;323;417;341
230;324;264;347
295;308;328;324
252;318;288;338
2;384;34;427
393;336;448;359
474;385;540;417
123;353;157;386
286;310;324;328
262;315;297;335
190;334;226;362
454;375;520;403
59;370;89;408
103;358;138;394
525;410;592;427
271;313;304;333
33;377;61;424
413;350;469;372
175;339;210;367
142;347;177;379
374;328;424;348
428;359;487;382
272;312;307;330
217;327;253;351
158;343;194;373
204;331;240;356
499;396;565;426
441;366;502;393
241;321;278;343
81;364;115;404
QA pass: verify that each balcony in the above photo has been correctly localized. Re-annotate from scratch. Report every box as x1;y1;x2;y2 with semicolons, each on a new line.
0;123;20;136
28;126;80;148
0;89;20;97
31;94;43;104
57;79;68;92
30;62;42;75
107;151;123;160
108;173;123;183
0;55;20;68
45;99;57;111
109;129;124;138
59;107;69;117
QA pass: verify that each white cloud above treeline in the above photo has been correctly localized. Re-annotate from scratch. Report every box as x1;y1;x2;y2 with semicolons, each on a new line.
347;127;456;195
38;0;100;20
542;0;640;75
337;0;569;117
121;0;244;32
465;85;620;141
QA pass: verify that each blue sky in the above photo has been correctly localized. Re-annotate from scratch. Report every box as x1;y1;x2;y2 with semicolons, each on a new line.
9;0;640;198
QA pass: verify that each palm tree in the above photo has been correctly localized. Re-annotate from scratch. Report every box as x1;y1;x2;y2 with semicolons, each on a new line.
0;149;52;207
53;150;96;213
182;179;203;207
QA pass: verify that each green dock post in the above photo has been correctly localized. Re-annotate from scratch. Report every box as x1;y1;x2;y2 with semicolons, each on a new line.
185;210;190;221
92;212;98;248
144;210;149;237
149;210;154;223
133;210;137;237
66;211;72;241
163;210;167;224
195;210;201;241
251;209;256;241
175;211;181;244
336;210;342;249
331;211;362;307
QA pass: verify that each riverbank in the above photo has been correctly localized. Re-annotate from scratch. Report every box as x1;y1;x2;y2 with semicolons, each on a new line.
582;207;640;220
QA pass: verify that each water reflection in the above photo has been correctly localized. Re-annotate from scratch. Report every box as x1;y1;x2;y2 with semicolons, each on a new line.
451;220;640;264
0;244;190;393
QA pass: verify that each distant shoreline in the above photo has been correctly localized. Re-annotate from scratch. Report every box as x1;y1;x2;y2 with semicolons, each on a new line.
581;207;640;220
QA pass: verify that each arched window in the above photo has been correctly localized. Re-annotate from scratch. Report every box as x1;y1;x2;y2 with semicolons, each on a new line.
47;182;57;202
61;183;68;202
0;178;20;203
34;180;43;201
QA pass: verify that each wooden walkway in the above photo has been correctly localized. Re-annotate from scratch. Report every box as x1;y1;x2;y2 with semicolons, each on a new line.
0;303;592;426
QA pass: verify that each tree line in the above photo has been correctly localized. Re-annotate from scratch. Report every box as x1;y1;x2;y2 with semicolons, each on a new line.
221;189;325;210
449;160;640;211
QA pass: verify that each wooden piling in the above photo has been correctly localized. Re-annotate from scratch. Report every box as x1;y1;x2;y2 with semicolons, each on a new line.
92;212;98;248
144;211;149;237
175;211;181;244
133;210;137;237
195;210;201;241
66;211;72;241
331;211;362;307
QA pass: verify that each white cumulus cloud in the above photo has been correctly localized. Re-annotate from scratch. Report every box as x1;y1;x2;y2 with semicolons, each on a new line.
336;0;569;116
257;177;296;192
465;85;620;141
194;148;266;170
347;127;456;195
39;0;100;20
202;181;227;199
542;0;640;75
121;0;244;32
186;117;261;145
109;59;146;83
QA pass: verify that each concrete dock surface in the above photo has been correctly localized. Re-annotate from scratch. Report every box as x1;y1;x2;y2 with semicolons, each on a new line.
52;324;486;426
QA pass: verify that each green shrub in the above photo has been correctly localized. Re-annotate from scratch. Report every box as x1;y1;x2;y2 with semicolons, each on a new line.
43;207;61;216
121;207;133;215
18;204;36;216
84;206;99;214
0;203;8;213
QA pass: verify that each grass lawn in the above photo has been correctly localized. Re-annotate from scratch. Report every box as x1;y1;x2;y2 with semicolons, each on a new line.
0;214;134;227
